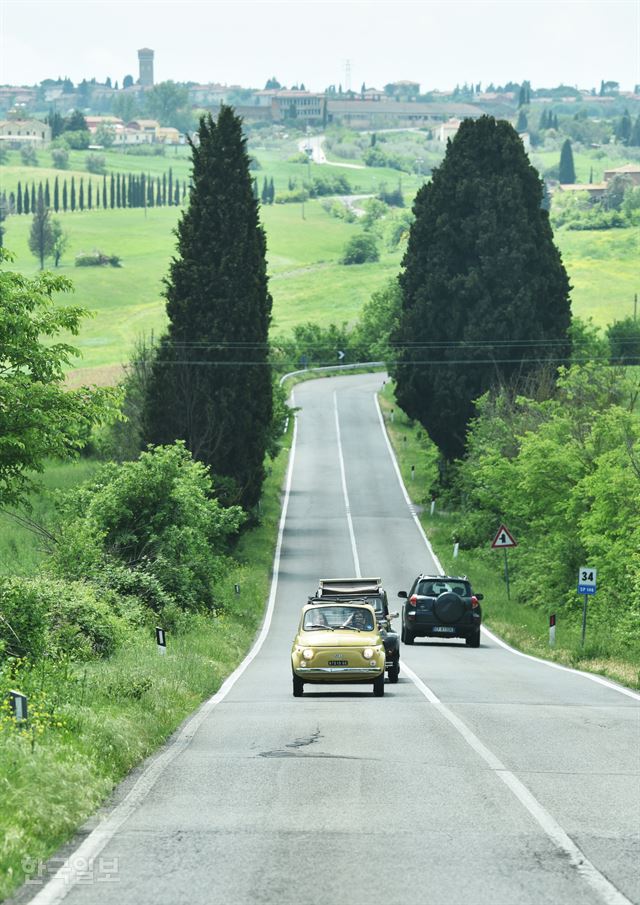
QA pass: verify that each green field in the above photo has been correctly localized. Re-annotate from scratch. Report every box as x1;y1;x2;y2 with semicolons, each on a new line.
2;136;638;379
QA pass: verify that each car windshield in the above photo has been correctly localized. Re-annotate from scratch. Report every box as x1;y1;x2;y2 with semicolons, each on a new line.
303;606;374;632
418;580;471;597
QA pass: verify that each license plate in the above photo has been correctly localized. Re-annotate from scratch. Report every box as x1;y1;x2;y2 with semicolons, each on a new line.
432;626;455;633
328;660;348;666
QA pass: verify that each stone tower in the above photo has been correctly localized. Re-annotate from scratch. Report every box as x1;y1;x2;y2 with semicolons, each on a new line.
138;48;154;87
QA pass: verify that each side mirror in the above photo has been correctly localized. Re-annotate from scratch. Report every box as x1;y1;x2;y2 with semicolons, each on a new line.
397;590;408;599
475;593;484;601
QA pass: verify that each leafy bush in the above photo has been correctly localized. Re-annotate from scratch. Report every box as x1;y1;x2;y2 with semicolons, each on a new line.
20;145;38;166
606;317;640;364
320;199;357;222
63;130;90;150
51;443;245;613
287;152;309;164
309;174;352;197
274;188;309;204
85;153;106;174
0;576;123;660
75;251;122;267
340;233;379;265
51;147;69;169
121;144;165;156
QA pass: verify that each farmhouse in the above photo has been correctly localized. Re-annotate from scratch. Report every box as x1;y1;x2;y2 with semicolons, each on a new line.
0;118;51;146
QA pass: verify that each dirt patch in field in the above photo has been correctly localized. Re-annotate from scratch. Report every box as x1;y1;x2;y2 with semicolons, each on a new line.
65;364;124;387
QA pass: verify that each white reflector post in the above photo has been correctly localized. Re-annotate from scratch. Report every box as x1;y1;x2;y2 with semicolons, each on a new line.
453;542;459;558
549;613;556;647
9;690;28;722
155;626;167;655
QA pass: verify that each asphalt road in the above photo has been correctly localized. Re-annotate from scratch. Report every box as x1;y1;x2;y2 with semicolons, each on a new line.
26;373;640;905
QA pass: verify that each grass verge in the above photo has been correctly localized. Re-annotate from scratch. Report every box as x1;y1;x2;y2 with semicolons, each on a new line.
0;426;291;900
378;382;640;691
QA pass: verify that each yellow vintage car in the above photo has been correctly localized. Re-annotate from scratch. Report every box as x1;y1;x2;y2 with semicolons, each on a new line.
291;601;386;697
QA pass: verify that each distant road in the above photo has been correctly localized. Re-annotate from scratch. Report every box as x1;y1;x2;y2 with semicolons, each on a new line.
24;372;640;905
298;134;365;169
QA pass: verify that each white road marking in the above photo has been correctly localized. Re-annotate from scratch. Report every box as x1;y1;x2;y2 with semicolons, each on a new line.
373;391;640;703
402;662;634;905
362;388;635;905
28;399;302;905
334;390;361;577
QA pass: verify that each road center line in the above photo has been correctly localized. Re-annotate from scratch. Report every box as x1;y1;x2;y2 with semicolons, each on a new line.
367;389;634;905
373;390;640;703
28;399;302;905
333;390;361;578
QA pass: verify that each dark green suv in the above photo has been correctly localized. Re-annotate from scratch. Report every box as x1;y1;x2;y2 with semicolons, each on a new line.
398;574;483;647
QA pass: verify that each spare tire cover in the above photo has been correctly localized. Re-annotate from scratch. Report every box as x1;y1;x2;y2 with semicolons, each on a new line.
434;591;465;624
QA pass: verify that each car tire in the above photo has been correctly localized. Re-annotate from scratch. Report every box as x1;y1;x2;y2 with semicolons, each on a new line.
466;629;481;648
293;675;304;696
388;661;400;683
373;674;385;696
403;627;414;645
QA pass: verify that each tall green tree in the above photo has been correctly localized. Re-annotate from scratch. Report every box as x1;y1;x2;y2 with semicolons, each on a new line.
28;186;54;269
144;107;273;509
70;176;76;212
0;250;119;507
53;176;59;212
393;115;571;461
16;182;23;215
559;138;576;184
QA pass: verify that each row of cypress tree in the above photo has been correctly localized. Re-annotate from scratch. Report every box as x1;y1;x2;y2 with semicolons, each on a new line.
6;173;188;216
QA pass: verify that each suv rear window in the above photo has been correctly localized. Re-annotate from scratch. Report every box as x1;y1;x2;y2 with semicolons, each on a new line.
417;580;471;597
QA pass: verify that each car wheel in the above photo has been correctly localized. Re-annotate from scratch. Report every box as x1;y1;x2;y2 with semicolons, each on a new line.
403;628;414;645
388;662;400;683
466;629;481;648
293;675;304;696
373;674;385;696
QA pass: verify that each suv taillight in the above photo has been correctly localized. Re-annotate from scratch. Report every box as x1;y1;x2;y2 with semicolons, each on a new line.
409;594;418;605
471;595;479;608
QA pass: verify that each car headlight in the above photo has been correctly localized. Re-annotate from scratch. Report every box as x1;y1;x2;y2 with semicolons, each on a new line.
363;647;374;659
303;648;314;660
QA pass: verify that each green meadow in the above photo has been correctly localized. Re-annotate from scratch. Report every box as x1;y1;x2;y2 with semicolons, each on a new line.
2;137;638;379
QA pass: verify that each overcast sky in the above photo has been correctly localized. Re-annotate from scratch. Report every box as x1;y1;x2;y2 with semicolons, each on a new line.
1;0;638;92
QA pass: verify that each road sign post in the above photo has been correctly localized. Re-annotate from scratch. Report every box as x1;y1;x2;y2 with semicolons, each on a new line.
577;567;596;647
491;524;517;600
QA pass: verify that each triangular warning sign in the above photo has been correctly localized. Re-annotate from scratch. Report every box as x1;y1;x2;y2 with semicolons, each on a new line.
491;524;517;549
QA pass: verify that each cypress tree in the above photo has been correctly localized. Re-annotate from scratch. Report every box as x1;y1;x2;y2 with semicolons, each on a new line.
174;180;180;205
62;180;68;212
110;173;115;209
182;179;187;203
141;173;146;208
116;173;121;208
393;116;571;461
28;186;54;269
559;138;576;184
156;177;162;206
16;182;23;215
102;174;107;209
88;179;93;210
30;183;36;212
168;167;173;206
24;185;30;215
121;175;126;208
269;177;275;204
70;177;76;212
145;108;273;509
162;172;167;206
53;176;59;212
261;177;268;204
630;115;640;147
147;174;154;207
79;178;84;211
44;179;51;208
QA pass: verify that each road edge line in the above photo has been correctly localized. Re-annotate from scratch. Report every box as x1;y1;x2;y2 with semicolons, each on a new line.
401;660;634;905
27;403;301;905
372;391;640;703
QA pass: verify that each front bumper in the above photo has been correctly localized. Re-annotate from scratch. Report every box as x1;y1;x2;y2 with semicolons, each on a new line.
296;667;382;676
